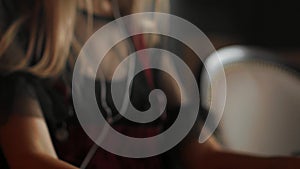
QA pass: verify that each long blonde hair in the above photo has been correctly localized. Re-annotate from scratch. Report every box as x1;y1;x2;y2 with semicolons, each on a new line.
0;0;169;78
0;0;79;77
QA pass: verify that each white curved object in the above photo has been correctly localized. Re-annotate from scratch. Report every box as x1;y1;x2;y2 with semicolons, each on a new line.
201;45;300;156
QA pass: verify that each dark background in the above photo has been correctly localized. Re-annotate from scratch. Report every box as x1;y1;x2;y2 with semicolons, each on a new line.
171;0;300;49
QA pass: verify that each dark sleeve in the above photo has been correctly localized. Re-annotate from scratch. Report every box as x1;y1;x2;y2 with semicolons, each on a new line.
0;72;43;126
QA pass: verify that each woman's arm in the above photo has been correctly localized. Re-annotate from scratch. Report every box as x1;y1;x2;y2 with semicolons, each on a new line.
181;137;300;169
0;97;77;169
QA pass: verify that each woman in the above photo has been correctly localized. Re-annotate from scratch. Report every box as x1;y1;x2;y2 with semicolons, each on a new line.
0;0;300;169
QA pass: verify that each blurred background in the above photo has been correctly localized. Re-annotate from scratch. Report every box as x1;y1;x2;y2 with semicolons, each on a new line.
171;0;300;66
169;0;300;157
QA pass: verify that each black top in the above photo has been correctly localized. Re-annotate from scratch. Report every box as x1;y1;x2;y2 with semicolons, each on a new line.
0;70;202;169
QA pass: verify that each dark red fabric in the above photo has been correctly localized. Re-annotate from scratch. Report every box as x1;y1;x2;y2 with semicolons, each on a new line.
54;124;164;169
133;35;155;89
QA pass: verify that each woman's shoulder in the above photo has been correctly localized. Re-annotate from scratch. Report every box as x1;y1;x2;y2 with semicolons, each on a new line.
0;71;73;130
0;71;41;98
0;71;45;125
